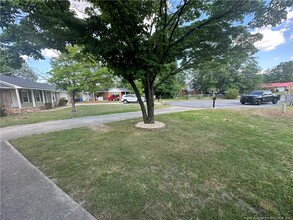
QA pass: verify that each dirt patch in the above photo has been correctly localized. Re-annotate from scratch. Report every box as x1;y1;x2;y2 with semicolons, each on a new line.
89;124;111;132
252;109;293;119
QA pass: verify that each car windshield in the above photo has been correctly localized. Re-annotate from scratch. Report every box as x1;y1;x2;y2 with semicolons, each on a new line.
250;91;263;95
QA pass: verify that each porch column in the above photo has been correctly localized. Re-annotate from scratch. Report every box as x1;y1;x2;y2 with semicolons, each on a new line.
31;89;36;107
42;90;46;103
50;92;54;107
15;88;22;109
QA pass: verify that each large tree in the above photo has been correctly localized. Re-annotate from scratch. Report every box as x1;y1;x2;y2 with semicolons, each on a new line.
263;61;293;83
1;0;292;123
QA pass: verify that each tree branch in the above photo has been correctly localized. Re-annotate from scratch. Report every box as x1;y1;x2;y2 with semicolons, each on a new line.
159;0;190;64
154;58;193;89
172;0;247;48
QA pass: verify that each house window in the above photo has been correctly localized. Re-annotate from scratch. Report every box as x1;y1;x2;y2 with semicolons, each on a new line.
34;91;41;102
21;91;30;103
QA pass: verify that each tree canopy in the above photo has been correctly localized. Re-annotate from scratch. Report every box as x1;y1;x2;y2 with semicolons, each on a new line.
190;57;261;94
1;0;292;123
49;45;109;112
0;61;39;82
263;61;293;83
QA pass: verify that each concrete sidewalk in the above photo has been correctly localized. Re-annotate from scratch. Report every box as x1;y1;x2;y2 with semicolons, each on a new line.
0;141;96;220
0;106;193;220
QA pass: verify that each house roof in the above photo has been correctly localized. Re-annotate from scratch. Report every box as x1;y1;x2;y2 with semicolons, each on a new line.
0;82;11;89
260;82;293;88
0;74;56;91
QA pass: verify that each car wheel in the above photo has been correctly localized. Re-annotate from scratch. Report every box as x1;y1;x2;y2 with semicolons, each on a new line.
272;98;278;104
123;100;128;104
241;101;245;105
257;99;262;105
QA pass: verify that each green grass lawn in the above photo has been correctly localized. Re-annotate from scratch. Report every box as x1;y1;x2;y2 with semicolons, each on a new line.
0;104;143;128
11;107;293;219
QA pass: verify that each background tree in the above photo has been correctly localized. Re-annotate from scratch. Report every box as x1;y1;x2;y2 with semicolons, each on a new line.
1;61;38;82
155;73;186;99
1;0;292;124
83;67;114;101
189;68;216;94
263;61;293;83
0;49;23;73
233;59;262;93
0;45;38;81
189;58;261;94
49;45;105;112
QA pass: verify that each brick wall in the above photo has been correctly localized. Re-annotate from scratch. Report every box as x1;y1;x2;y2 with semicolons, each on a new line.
1;89;13;113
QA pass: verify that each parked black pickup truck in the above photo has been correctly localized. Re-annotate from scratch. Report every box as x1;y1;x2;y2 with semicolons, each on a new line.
240;91;280;105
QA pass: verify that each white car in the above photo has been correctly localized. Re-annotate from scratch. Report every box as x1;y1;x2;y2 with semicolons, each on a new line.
121;94;138;103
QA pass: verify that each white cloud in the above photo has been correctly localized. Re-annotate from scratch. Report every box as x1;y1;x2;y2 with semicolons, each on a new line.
273;56;279;61
284;8;293;28
291;56;293;60
69;0;89;19
287;8;293;20
69;0;100;19
252;26;286;51
41;48;60;58
20;55;29;62
290;34;293;40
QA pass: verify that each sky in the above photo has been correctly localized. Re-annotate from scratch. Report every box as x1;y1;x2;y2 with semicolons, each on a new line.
22;3;293;81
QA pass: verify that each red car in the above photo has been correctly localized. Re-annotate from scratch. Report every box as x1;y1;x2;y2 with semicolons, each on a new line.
107;94;120;101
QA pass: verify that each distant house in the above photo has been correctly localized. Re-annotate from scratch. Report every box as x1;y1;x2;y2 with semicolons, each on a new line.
96;88;131;100
259;82;293;93
0;75;68;114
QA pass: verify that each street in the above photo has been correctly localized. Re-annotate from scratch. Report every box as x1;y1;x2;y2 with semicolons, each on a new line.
164;98;285;109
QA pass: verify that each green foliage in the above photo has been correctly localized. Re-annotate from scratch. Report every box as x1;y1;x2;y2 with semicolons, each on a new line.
58;98;68;106
49;45;110;92
155;73;186;98
0;105;7;117
264;61;293;83
0;49;23;72
189;68;216;93
49;45;110;112
0;39;38;81
225;88;239;99
190;58;261;94
1;63;39;82
44;102;52;109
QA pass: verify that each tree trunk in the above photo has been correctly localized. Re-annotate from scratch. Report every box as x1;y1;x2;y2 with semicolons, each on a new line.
144;81;155;124
71;92;76;112
128;79;155;124
91;92;95;102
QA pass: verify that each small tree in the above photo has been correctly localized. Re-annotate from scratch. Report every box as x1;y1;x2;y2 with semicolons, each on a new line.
49;45;104;112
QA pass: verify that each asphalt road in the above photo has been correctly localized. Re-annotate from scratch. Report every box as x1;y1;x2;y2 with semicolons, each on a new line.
165;98;285;109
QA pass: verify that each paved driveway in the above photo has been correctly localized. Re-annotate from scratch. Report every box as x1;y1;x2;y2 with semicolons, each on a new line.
165;98;284;109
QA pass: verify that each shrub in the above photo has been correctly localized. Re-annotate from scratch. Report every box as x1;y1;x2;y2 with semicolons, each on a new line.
59;98;68;106
44;102;52;109
225;88;239;99
0;105;7;117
